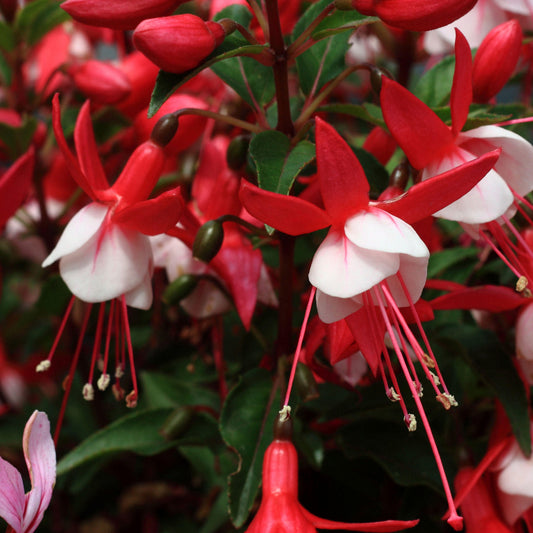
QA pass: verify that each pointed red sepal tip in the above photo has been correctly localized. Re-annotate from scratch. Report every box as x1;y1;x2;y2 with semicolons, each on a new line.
450;29;472;136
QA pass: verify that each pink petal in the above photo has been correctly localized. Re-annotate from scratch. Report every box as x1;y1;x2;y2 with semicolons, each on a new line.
386;254;429;306
0;148;35;229
300;505;419;531
22;411;55;533
379;150;501;224
450;29;472;136
42;203;109;268
315;117;369;225
59;220;152;303
0;456;25;533
308;229;400;299
345;208;428;259
239;180;331;235
422;148;513;224
459;125;533;197
74;101;109;192
380;77;455;169
112;187;185;235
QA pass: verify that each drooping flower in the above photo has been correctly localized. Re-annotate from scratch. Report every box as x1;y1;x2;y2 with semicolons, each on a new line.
0;411;56;533
40;95;185;409
245;415;419;533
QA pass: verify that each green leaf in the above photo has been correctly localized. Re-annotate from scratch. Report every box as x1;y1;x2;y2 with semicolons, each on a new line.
318;102;386;128
413;54;455;107
0;115;37;159
57;408;219;475
0;21;15;51
141;371;220;411
0;52;12;87
353;146;388;196
250;130;315;195
338;418;444;492
427;247;479;279
14;0;69;47
438;324;531;456
220;368;280;528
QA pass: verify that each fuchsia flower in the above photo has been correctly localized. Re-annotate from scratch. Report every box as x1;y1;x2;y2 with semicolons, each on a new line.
133;15;229;74
246;417;419;533
0;411;56;533
41;95;185;409
381;29;533;227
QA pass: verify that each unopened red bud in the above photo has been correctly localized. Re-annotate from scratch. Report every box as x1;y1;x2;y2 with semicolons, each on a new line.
68;60;132;105
473;20;523;103
150;114;179;147
193;220;224;262
159;407;193;440
163;274;199;304
133;14;226;74
61;0;188;30
226;134;250;171
352;0;476;31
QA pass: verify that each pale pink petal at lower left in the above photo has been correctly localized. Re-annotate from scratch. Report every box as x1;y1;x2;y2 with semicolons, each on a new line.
59;222;152;303
309;230;400;299
21;411;56;533
0;456;25;533
315;289;363;324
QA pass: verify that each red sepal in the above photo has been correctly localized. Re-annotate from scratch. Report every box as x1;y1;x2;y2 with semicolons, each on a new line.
450;29;473;136
431;285;525;312
0;147;34;229
112;187;185;235
380;78;454;169
315;117;369;226
379;150;500;224
239;180;331;236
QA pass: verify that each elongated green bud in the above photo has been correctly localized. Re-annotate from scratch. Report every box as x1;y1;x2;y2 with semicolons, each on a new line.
193;220;224;262
163;274;198;304
150;114;179;147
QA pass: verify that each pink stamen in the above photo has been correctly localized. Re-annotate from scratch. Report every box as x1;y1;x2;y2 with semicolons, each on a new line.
87;303;106;386
45;296;76;366
479;229;523;279
495;116;533;128
101;299;115;379
372;288;462;529
54;303;93;445
502;215;533;262
120;295;138;407
283;286;316;408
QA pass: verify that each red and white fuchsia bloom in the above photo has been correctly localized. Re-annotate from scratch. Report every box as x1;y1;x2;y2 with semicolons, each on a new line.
0;411;56;533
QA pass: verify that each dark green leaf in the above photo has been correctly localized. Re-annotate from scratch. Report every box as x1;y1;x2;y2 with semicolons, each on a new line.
57;408;219;475
14;0;69;47
0;115;37;159
318;102;386;128
427;247;479;279
0;52;12;86
353;146;388;196
141;371;220;411
438;324;531;456
250;130;315;194
413;54;455;107
0;21;15;51
338;418;444;492
219;368;280;528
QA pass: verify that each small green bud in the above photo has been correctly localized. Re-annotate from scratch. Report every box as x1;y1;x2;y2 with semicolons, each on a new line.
226;134;250;171
193;220;224;262
150;114;179;147
163;274;199;304
159;407;193;441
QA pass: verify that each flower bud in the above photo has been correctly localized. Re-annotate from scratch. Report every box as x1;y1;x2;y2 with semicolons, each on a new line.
226;134;250;171
150;113;179;147
163;274;199;304
351;0;476;31
294;363;319;402
473;20;523;103
61;0;188;30
133;14;227;74
68;60;132;105
192;220;224;263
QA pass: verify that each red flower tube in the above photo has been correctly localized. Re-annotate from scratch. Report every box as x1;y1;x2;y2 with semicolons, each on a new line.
133;14;228;74
350;0;476;31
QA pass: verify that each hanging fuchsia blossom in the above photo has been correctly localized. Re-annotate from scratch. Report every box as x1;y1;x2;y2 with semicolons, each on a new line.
0;411;56;533
246;417;419;533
